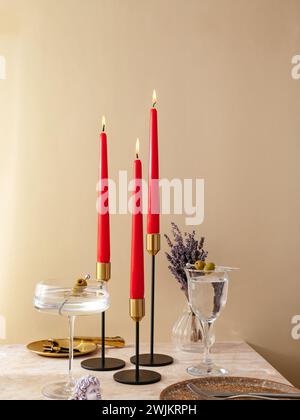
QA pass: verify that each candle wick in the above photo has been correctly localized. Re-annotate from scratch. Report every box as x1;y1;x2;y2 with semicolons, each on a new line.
101;117;106;132
136;153;139;159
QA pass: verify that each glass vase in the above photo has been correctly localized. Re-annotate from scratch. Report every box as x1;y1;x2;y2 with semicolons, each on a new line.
172;304;204;353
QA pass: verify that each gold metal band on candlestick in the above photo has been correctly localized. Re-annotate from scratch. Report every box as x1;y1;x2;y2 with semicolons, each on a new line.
129;299;145;322
96;262;111;282
146;234;161;256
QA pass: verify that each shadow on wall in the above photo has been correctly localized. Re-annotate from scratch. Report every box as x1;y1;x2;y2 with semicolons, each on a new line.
0;56;6;80
250;343;300;388
0;316;6;340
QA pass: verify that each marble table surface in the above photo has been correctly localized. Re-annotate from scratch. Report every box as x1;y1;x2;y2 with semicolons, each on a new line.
0;342;292;400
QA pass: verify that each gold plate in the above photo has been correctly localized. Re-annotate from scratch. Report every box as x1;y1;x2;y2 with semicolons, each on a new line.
160;377;300;400
27;339;97;358
74;336;125;348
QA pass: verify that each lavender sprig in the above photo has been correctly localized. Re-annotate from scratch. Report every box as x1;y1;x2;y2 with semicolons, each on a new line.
165;223;208;297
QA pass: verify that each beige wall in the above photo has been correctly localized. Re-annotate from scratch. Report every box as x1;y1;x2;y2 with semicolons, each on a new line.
1;0;300;385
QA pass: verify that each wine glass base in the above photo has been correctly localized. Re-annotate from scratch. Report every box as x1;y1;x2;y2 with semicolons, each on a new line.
42;381;76;400
187;364;228;377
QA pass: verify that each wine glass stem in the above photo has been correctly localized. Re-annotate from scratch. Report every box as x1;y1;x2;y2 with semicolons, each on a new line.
68;315;75;386
202;321;213;367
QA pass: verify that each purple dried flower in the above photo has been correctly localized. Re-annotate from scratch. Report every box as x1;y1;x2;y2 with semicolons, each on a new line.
164;223;208;295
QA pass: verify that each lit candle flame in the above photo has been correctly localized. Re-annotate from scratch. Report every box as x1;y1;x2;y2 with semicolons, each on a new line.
102;116;106;132
152;89;157;107
136;138;140;159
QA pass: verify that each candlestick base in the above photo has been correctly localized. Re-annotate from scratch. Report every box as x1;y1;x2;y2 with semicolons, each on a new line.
130;353;173;367
113;369;161;385
81;357;125;372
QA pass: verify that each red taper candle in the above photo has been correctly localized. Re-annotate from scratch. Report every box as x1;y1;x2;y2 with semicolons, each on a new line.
147;90;160;234
130;139;145;300
97;116;110;264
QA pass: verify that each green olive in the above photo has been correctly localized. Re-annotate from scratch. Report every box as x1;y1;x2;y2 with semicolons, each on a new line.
72;278;88;296
194;260;205;271
204;262;216;272
76;278;88;287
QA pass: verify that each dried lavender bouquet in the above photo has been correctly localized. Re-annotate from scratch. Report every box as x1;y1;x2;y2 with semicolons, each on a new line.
165;223;224;316
165;223;208;298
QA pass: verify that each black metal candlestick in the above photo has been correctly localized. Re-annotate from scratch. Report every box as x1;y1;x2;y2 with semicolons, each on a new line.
81;263;126;372
150;255;155;360
131;234;173;367
114;299;161;385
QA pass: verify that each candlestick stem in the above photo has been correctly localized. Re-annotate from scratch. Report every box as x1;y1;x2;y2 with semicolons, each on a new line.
113;318;161;385
150;255;155;361
135;321;140;382
101;311;105;368
81;280;125;372
130;240;174;367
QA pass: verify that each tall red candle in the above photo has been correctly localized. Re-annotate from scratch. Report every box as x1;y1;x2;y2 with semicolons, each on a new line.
130;139;145;300
147;90;160;234
97;116;110;264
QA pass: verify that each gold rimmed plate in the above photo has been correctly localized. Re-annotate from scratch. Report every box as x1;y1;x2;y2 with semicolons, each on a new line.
160;377;300;400
27;339;97;358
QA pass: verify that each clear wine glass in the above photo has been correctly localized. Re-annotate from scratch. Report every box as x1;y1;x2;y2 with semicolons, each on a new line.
34;277;110;399
185;266;237;376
